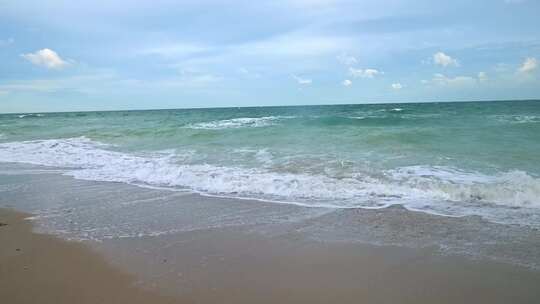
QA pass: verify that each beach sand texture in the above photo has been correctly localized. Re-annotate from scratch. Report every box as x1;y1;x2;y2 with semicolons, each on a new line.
2;207;540;304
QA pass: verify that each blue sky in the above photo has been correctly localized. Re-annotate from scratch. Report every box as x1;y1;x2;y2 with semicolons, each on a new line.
1;0;539;113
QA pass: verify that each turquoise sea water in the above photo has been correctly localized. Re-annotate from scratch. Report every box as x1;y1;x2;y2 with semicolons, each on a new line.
1;100;540;226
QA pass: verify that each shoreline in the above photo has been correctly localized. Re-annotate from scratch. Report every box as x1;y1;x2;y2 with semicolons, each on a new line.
2;207;540;303
1;163;540;303
1;164;539;269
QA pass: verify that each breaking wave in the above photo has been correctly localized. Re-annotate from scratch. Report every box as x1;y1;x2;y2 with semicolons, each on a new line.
18;113;45;119
1;137;540;226
185;116;295;130
492;115;540;124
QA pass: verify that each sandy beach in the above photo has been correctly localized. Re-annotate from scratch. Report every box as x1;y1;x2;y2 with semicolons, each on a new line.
2;202;540;303
0;208;177;304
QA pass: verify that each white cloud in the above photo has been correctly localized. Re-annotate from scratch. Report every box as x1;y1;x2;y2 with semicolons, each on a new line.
141;32;357;69
518;57;538;73
348;67;381;78
159;75;223;88
0;80;66;93
238;67;262;79
337;53;358;66
292;75;312;85
21;48;69;69
423;72;489;87
391;83;403;90
342;79;352;86
0;68;222;97
288;0;342;8
238;33;354;57
433;52;459;67
139;43;208;58
176;69;223;87
478;72;488;82
424;73;477;87
493;63;512;73
0;71;117;94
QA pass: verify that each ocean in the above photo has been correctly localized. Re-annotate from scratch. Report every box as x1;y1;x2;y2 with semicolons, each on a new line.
1;100;540;228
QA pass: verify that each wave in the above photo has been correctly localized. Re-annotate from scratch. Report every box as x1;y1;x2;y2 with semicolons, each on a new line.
389;166;540;208
1;137;540;226
18;113;45;119
374;108;404;113
185;116;295;130
492;115;540;124
342;113;441;124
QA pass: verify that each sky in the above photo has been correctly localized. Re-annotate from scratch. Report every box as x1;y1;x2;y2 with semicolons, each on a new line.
1;0;540;113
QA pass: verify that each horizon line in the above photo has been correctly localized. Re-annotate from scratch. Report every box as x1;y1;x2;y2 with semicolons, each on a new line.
1;98;539;115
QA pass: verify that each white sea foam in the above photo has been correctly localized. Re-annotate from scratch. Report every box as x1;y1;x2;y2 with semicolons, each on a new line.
492;115;540;124
389;166;540;209
18;113;45;118
185;116;295;130
1;137;540;226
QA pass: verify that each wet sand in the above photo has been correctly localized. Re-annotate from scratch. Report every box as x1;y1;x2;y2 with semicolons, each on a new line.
0;209;176;304
2;207;540;304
